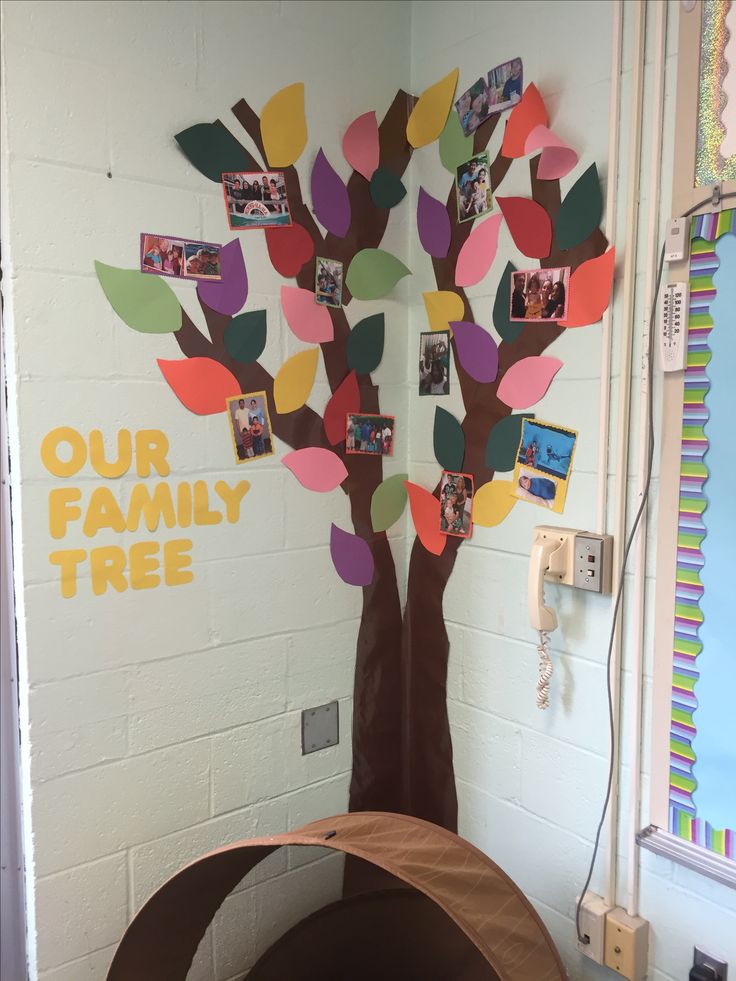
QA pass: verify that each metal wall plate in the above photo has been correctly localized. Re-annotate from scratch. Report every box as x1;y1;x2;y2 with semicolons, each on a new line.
301;700;339;754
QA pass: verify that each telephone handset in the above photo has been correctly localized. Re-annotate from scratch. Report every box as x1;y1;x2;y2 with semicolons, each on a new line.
528;527;613;710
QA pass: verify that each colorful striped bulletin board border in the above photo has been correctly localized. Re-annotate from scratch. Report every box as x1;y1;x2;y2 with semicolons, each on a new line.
668;207;735;858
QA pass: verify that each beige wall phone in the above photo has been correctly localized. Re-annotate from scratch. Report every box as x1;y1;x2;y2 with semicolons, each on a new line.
529;527;613;708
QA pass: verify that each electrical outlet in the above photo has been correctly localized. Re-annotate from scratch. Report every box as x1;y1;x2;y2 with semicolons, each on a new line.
604;907;649;981
576;892;611;964
694;946;728;980
301;701;339;754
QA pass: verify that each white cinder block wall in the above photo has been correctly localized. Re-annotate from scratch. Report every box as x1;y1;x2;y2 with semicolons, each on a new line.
3;1;735;980
0;2;410;978
409;2;736;980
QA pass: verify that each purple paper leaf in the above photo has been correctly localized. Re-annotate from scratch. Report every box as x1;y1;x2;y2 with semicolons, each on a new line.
417;186;451;258
330;523;375;586
449;320;499;384
197;240;247;316
311;148;351;238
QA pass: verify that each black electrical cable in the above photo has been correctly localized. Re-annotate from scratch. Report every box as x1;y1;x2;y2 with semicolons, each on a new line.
575;191;736;945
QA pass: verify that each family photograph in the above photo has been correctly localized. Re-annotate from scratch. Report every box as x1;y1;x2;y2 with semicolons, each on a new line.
222;171;292;229
141;234;222;281
227;392;275;463
439;471;474;538
315;257;343;307
454;57;523;136
346;414;395;456
455;152;493;222
419;330;450;395
509;267;570;322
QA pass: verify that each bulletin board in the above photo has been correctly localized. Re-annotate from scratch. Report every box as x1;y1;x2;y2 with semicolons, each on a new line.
647;0;736;886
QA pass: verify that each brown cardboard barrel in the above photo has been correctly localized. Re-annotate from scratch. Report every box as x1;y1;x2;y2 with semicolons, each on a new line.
107;811;567;981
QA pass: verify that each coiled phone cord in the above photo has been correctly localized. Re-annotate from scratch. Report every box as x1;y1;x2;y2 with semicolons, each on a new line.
536;630;553;710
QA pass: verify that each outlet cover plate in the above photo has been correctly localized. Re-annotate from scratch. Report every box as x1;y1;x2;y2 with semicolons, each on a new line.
694;946;728;980
301;700;339;754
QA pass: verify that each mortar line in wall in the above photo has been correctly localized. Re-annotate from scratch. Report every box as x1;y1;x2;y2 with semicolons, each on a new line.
444;619;615;667
37;941;119;980
125;846;134;922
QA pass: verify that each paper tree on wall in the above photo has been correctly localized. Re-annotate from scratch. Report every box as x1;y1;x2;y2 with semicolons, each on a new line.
96;76;613;834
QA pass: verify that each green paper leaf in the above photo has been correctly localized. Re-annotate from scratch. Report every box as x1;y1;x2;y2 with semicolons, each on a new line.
371;473;409;532
346;249;411;301
433;406;465;472
223;310;267;363
95;262;182;334
493;261;523;344
369;167;407;209
485;413;535;472
439;109;472;174
174;123;259;183
554;163;603;251
347;313;385;374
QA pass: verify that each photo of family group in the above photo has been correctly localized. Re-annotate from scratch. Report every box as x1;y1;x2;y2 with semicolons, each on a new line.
456;152;493;222
222;171;292;229
315;257;343;307
346;414;395;456
509;267;570;322
454;58;524;136
140;234;222;281
419;330;450;395
512;418;577;513
440;471;474;538
226;392;276;464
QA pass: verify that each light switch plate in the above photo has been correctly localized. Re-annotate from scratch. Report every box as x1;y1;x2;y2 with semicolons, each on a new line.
301;700;339;754
694;946;728;980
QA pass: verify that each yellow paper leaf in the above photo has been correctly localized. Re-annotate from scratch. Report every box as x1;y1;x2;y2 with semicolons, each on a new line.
473;479;517;527
273;348;319;414
407;68;459;149
422;290;464;333
261;82;307;167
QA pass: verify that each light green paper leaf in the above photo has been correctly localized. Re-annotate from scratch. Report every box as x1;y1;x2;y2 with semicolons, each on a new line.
371;473;409;532
433;406;465;472
95;262;182;334
439;110;472;174
346;249;411;301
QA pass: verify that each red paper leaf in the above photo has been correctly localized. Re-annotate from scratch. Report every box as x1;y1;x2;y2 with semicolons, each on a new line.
323;371;360;445
157;357;241;415
501;83;548;159
404;480;446;556
265;223;314;278
496;196;552;259
558;248;616;328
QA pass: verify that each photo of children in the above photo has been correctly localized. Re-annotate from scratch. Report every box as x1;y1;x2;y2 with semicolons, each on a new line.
512;418;577;513
439;471;474;539
140;234;222;281
222;171;292;229
456;152;493;223
315;257;343;308
345;414;395;456
509;267;571;322
419;330;450;395
454;59;523;136
487;58;524;113
227;392;276;464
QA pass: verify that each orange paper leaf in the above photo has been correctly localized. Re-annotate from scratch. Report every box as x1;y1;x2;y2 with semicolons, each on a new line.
323;371;360;445
501;83;548;159
559;248;616;328
496;196;552;259
404;480;446;556
157;357;241;415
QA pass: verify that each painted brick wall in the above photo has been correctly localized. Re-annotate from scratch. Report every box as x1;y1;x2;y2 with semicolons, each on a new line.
0;2;410;977
409;2;736;979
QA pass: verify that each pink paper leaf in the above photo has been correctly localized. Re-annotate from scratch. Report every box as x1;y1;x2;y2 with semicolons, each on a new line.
311;148;351;237
449;321;499;384
197;240;247;316
280;285;334;343
454;213;503;287
342;111;380;180
157;357;241;415
282;447;348;493
524;124;578;180
417;186;451;258
497;356;563;409
330;523;375;586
